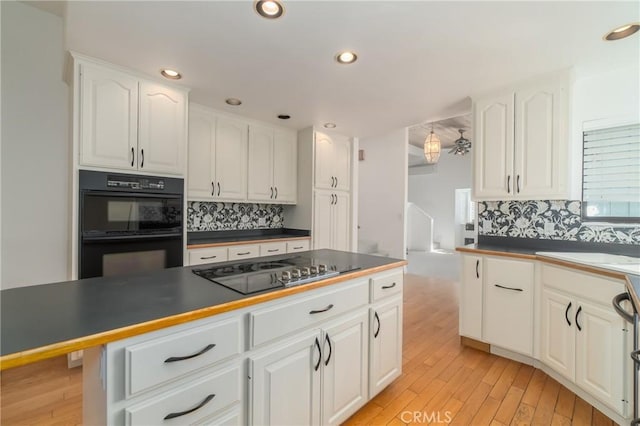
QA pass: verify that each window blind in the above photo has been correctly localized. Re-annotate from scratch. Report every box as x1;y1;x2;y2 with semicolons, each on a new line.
583;123;640;203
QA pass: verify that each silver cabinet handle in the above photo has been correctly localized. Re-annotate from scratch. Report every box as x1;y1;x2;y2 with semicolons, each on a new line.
494;284;523;292
612;293;633;323
164;343;216;363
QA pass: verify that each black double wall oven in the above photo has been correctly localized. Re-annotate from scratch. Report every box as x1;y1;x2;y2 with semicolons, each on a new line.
79;170;184;279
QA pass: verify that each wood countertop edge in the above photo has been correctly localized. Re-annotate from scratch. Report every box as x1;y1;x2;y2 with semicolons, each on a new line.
457;246;639;310
188;236;311;249
0;260;407;371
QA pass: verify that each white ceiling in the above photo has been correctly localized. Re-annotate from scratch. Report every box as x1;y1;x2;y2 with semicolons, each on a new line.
53;1;640;138
408;114;472;149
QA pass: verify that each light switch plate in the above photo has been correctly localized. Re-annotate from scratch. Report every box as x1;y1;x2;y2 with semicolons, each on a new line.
258;218;266;227
482;219;492;233
544;222;555;235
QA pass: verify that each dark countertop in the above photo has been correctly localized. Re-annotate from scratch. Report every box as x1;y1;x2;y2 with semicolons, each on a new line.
0;250;405;369
187;228;310;246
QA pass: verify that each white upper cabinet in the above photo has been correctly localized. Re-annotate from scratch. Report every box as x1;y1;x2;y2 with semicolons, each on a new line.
187;107;247;202
138;82;185;175
313;190;350;251
79;63;139;170
247;126;297;203
76;56;187;176
473;72;569;200
187;106;216;199
215;117;248;201
315;132;351;191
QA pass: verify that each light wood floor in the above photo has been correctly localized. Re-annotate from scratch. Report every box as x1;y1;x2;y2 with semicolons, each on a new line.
0;274;616;425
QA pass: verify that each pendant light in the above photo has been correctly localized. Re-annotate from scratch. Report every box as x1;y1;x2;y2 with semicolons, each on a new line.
424;125;441;164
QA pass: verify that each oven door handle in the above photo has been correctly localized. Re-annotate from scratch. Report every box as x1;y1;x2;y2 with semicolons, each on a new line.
612;293;634;323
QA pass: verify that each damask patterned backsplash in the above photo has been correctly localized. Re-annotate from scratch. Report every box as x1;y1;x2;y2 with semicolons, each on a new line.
187;202;284;232
478;200;640;245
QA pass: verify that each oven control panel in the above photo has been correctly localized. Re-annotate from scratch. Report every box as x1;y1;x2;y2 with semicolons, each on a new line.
107;175;165;190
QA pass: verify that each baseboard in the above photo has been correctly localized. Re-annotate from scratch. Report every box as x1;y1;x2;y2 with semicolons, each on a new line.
460;336;491;353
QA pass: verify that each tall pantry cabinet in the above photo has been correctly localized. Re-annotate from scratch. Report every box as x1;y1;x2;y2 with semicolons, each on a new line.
286;128;354;251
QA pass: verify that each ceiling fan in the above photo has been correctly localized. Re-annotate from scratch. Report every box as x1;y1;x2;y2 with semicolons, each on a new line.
449;129;471;155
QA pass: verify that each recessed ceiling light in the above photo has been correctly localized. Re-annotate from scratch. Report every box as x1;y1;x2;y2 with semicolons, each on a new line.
255;0;284;19
335;51;358;64
604;23;640;41
277;114;291;120
225;98;242;106
323;123;336;129
160;69;182;80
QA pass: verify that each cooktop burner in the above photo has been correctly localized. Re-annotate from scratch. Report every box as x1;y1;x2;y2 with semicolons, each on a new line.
192;256;360;295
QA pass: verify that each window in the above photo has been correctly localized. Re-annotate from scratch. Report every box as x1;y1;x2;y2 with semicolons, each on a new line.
582;123;640;222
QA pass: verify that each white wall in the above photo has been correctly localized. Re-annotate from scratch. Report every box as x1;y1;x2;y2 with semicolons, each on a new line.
358;128;407;259
570;64;640;199
408;152;472;251
1;2;70;289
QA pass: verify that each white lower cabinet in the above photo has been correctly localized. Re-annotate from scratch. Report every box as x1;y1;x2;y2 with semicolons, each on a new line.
459;255;483;340
249;330;322;426
540;265;628;416
286;239;310;253
83;267;404;426
483;257;534;356
369;296;403;398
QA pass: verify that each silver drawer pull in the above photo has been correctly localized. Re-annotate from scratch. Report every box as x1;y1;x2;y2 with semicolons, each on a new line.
164;343;216;363
612;293;633;323
164;394;215;420
200;255;217;260
494;284;523;292
237;252;251;256
267;249;279;252
382;282;396;290
309;304;334;315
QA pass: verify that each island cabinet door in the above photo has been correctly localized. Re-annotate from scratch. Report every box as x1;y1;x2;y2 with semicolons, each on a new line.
369;296;403;398
249;330;322;426
321;311;369;426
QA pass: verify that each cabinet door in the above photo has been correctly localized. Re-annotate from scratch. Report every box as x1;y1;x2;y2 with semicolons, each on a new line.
188;107;216;199
540;288;576;381
322;311;369;426
575;300;626;415
79;63;138;170
484;257;534;356
333;192;351;251
369;296;402;398
314;132;336;190
332;135;351;191
215;117;248;201
273;130;297;203
250;331;321;426
514;82;566;198
138;82;186;175
313;191;333;250
248;125;274;202
473;93;514;199
459;255;483;340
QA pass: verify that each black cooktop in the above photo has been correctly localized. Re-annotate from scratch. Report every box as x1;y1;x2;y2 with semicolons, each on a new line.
192;255;360;295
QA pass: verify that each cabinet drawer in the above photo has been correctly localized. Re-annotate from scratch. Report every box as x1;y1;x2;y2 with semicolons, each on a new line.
371;271;403;302
188;247;228;266
125;365;241;426
250;280;369;347
541;263;626;306
287;239;310;253
259;241;287;256
228;244;259;261
125;318;242;397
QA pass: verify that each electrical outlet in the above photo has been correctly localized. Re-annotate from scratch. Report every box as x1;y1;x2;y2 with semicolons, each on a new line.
544;222;555;235
258;218;267;227
482;220;492;233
